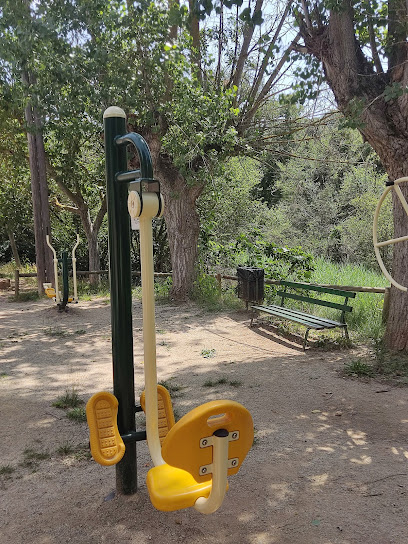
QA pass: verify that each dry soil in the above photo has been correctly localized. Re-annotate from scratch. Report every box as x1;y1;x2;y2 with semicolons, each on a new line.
1;292;408;544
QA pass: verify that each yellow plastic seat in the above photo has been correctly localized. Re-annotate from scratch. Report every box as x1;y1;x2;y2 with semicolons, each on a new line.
146;399;253;512
147;463;213;511
86;392;125;466
44;287;56;299
140;384;175;444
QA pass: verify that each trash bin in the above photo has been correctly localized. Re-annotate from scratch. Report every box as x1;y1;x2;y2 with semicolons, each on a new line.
237;267;264;306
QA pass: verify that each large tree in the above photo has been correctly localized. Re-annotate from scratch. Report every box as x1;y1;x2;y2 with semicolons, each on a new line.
294;0;408;349
31;0;301;300
1;0;309;299
0;1;110;285
0;1;54;292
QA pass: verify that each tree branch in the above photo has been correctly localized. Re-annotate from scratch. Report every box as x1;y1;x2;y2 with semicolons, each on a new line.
231;0;264;96
93;196;107;233
368;13;383;73
54;198;81;215
300;0;313;34
189;0;202;83
242;33;301;129
214;1;224;89
246;0;292;108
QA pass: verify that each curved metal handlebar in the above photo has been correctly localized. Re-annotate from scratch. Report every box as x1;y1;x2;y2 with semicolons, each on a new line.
115;133;153;180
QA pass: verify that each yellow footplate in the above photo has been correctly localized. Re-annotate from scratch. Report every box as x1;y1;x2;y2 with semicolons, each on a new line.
86;392;125;466
140;384;175;444
44;287;56;299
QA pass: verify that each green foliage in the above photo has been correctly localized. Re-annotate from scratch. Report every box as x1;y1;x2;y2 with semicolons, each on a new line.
344;359;375;377
270;118;389;267
66;407;87;422
193;274;220;306
157;380;182;398
200;348;216;358
10;291;40;302
56;443;91;461
311;257;388;340
226;230;314;283
203;377;242;387
53;390;84;409
0;465;15;476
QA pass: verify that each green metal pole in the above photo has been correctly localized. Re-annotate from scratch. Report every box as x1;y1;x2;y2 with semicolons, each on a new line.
103;106;137;495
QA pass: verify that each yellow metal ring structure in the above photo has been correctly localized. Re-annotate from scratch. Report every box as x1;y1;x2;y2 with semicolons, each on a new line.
373;176;408;292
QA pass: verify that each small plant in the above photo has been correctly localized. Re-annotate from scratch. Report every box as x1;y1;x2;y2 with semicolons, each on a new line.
57;443;76;456
158;379;182;398
57;443;91;460
315;335;353;350
201;348;216;358
0;465;15;476
23;448;50;461
203;377;228;387
66;407;87;422
372;336;387;373
344;359;374;377
44;327;68;337
0;372;8;378
20;447;50;469
9;291;40;302
154;277;172;300
53;389;84;409
77;278;110;298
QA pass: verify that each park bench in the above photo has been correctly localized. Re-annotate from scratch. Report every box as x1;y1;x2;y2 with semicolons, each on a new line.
250;280;356;350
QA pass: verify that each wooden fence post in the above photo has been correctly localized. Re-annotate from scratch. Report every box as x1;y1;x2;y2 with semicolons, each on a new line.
14;269;19;297
216;273;222;297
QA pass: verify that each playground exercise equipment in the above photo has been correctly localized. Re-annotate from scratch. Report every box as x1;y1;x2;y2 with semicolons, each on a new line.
44;233;80;310
86;106;253;513
373;177;408;292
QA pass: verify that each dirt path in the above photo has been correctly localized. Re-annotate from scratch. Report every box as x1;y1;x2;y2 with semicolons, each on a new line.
1;293;408;544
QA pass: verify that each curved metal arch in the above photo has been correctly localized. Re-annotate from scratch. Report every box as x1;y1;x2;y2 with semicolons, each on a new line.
115;132;153;179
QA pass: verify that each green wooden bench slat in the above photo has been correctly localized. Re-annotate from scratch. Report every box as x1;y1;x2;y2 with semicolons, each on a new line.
253;305;345;328
251;305;335;329
276;291;353;313
280;280;356;299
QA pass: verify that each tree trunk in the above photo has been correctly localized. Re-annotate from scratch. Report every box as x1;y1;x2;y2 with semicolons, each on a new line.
87;231;101;286
297;2;408;349
77;203;105;286
382;157;408;350
154;158;203;301
23;71;54;294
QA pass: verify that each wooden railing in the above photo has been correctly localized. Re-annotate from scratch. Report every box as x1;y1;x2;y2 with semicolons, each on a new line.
13;269;389;320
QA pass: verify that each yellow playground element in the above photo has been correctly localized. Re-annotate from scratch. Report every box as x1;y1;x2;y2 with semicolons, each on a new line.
140;384;175;445
146;400;253;512
86;392;125;466
43;284;56;299
43;283;73;302
86;109;254;514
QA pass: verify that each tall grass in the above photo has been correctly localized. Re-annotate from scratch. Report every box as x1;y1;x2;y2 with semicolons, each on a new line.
309;257;389;341
0;261;36;278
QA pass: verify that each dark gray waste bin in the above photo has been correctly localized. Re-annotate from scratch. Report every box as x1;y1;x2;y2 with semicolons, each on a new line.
237;267;264;305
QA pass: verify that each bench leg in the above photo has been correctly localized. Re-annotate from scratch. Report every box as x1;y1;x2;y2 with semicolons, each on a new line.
303;328;311;351
344;326;349;341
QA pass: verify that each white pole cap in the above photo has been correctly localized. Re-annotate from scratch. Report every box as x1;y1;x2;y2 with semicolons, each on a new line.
103;106;126;119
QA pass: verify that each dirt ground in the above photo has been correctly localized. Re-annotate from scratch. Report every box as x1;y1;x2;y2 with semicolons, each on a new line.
1;290;408;544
